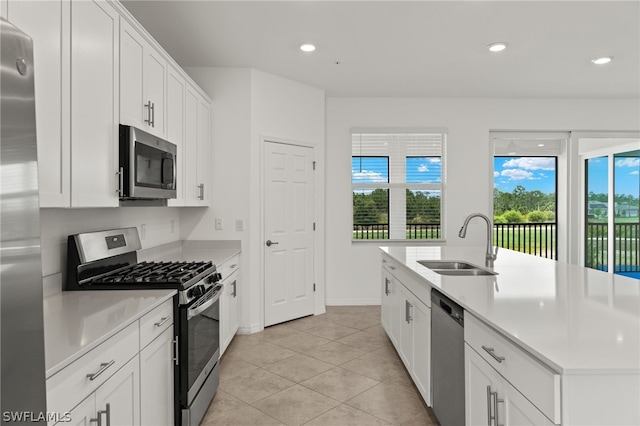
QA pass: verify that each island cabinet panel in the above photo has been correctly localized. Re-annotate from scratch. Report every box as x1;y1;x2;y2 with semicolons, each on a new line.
465;314;561;423
381;252;431;406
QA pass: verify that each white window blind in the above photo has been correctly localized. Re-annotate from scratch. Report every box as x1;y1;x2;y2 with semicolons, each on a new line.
352;132;445;241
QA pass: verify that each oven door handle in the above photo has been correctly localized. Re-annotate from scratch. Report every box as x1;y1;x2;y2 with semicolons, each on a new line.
187;287;221;320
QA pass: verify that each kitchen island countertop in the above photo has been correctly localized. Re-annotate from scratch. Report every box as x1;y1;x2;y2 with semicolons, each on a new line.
381;246;640;375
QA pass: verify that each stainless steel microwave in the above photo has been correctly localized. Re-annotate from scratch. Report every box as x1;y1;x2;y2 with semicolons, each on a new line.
119;125;177;199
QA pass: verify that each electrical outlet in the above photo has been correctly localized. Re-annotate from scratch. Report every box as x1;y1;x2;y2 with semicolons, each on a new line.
215;218;223;230
140;224;146;240
236;219;244;231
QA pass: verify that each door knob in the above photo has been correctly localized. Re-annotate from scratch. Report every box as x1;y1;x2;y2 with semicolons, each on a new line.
266;240;279;247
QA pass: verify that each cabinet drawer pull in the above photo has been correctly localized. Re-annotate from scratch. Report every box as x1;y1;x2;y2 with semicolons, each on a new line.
482;345;506;363
230;263;237;269
154;316;171;327
389;265;396;270
86;360;115;381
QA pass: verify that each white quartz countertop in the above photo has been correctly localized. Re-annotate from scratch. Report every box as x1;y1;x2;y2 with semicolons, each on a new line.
138;240;240;271
381;246;640;374
43;289;176;378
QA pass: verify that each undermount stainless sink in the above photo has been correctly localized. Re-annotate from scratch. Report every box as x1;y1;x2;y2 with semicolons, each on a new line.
418;260;498;276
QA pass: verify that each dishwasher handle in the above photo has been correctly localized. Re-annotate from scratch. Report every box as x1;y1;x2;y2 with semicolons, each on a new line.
432;288;464;326
440;299;452;315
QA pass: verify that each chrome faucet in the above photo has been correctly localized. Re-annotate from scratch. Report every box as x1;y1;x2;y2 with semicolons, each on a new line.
458;213;498;267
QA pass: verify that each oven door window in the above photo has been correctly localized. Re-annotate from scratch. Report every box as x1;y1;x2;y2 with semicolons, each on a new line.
135;142;174;189
187;292;220;396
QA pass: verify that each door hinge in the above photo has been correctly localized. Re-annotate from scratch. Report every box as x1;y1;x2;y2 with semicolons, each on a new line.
313;161;316;170
313;283;316;292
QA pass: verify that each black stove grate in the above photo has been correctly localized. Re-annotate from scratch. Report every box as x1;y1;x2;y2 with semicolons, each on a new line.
90;261;214;286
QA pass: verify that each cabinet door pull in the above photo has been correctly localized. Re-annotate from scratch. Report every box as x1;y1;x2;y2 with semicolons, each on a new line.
115;167;123;196
232;281;237;297
154;316;171;327
144;101;152;125
173;336;179;365
405;300;413;323
86;360;115;381
486;386;492;426
482;345;506;363
384;278;390;295
150;102;155;127
493;390;504;426
198;183;204;200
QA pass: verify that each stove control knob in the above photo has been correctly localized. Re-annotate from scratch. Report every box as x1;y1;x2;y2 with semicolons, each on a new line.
189;285;204;299
207;273;222;284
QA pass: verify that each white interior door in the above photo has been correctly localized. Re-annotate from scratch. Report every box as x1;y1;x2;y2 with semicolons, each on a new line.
264;141;315;327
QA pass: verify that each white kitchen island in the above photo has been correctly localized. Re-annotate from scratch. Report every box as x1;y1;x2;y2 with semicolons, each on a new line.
381;246;640;426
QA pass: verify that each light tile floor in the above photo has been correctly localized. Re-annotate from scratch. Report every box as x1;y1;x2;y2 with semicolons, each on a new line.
201;306;440;426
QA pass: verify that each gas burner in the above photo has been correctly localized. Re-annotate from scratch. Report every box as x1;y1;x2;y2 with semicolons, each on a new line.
88;260;214;287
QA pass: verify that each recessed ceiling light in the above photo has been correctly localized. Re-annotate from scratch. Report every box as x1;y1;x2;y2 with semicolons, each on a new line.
300;44;316;52
487;42;508;52
591;56;613;65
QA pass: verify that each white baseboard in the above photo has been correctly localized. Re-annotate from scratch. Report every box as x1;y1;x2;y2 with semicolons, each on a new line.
326;298;381;306
237;323;262;334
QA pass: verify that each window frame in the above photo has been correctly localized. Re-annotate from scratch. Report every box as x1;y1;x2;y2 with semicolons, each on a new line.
351;131;446;243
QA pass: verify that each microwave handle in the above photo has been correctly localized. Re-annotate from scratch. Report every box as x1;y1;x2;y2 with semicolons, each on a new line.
161;157;175;187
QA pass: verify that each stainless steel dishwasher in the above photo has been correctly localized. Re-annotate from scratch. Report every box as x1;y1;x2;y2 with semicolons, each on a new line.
431;289;465;426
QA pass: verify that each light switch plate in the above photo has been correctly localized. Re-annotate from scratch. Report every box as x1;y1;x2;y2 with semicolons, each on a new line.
236;219;244;231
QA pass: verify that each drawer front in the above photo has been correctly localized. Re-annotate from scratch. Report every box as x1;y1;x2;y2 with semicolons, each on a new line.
382;254;431;308
465;314;561;424
218;254;240;281
47;322;139;415
140;299;174;349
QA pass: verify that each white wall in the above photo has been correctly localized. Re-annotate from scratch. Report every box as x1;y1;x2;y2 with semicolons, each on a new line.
41;207;180;292
325;98;640;305
181;67;325;332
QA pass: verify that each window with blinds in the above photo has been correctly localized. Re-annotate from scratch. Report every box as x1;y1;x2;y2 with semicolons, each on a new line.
352;132;445;241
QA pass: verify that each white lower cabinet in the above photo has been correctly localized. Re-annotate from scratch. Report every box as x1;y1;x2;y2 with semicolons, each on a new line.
140;327;174;426
95;356;140;425
465;344;552;426
65;394;96;426
381;254;431;406
220;254;240;355
48;301;174;426
465;314;559;425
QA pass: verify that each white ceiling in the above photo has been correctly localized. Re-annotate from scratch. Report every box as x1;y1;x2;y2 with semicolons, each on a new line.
121;1;640;98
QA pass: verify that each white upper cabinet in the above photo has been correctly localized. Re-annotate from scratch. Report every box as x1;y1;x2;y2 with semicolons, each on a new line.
70;0;120;207
7;0;70;207
120;19;166;138
183;84;211;206
7;0;210;208
167;66;186;206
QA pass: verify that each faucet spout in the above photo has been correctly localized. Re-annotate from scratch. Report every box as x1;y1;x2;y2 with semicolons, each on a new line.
458;213;498;267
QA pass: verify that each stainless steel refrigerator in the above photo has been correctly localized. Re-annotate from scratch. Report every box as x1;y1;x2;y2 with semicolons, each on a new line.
1;17;47;422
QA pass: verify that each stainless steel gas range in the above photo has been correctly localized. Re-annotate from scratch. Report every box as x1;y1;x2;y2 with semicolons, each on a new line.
65;227;221;426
